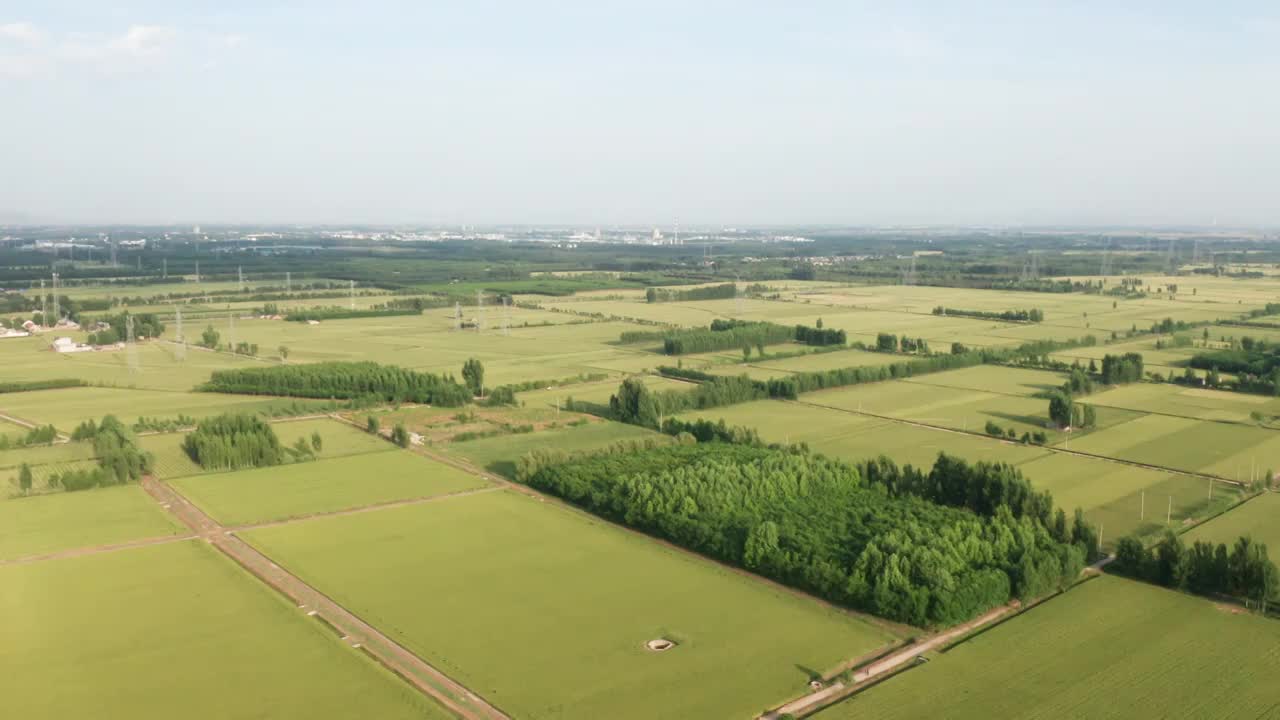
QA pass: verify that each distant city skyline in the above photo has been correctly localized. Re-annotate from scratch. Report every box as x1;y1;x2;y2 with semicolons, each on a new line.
2;2;1278;227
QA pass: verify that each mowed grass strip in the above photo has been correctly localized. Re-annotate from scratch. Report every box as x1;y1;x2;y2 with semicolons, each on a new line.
0;540;443;720
171;449;487;525
244;490;901;720
816;576;1280;720
0;485;184;560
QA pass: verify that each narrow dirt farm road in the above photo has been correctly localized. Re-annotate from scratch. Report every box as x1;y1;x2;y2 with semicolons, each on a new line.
141;476;510;720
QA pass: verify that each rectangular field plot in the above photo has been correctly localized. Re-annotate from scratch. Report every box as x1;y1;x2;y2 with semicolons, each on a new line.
0;336;272;392
678;400;1049;468
817;576;1280;720
1014;454;1240;545
140;417;387;480
0;484;184;560
245;490;901;720
1084;382;1280;423
1185;492;1280;549
0;386;329;429
0;440;97;471
172;449;488;526
444;419;664;477
1066;413;1280;479
751;348;906;374
1;540;440;720
518;376;691;413
904;365;1069;397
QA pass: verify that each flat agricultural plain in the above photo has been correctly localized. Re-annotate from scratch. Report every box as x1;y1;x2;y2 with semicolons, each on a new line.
1;540;443;720
171;448;488;526
245;489;901;720
818;575;1280;720
0;485;184;560
443;419;664;477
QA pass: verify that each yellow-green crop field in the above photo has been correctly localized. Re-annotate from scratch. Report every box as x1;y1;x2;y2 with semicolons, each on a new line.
245;489;902;720
0;484;184;560
171;448;488;526
1;540;442;720
818;576;1280;720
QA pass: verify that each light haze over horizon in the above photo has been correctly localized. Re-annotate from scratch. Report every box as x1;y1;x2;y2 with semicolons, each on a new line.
2;2;1277;228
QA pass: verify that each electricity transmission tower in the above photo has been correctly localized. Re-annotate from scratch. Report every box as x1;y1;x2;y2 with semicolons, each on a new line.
238;266;245;291
51;273;59;326
453;302;462;331
175;306;186;362
286;271;291;293
903;256;918;286
476;290;484;333
501;296;511;335
349;280;356;310
228;311;236;350
126;314;139;374
39;279;46;330
735;275;744;315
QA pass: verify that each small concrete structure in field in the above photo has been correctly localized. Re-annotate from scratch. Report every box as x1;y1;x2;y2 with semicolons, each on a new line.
51;336;94;353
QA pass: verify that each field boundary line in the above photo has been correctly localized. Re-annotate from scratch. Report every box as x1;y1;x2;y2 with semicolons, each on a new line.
140;475;510;720
0;532;197;566
759;602;1017;719
792;398;1247;487
227;484;503;532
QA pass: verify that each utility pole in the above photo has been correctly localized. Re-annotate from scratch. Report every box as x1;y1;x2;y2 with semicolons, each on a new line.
39;279;46;330
51;273;59;326
350;280;355;310
453;302;462;331
162;258;167;279
286;271;291;293
195;260;200;283
1167;495;1172;525
1140;490;1145;521
125;314;139;374
238;266;244;292
476;290;484;333
229;311;236;351
175;306;186;362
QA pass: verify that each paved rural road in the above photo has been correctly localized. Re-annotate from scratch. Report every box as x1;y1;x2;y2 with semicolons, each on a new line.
760;603;1016;719
141;476;510;720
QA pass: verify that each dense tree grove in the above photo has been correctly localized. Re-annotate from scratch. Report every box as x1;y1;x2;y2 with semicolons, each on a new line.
646;283;737;303
794;324;847;346
201;361;472;406
1114;531;1279;612
462;358;485;396
85;311;165;345
51;415;153;492
183;414;286;470
1100;353;1145;384
521;443;1087;626
661;322;797;355
932;307;1044;322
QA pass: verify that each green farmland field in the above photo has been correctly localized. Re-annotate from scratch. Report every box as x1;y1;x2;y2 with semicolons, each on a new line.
678;399;1051;468
817;576;1280;720
0;485;184;560
140;417;388;480
1067;413;1280;480
171;448;488;525
0;385;329;429
444;419;664;477
245;489;901;720
1;540;441;720
1084;382;1280;424
1185;492;1280;550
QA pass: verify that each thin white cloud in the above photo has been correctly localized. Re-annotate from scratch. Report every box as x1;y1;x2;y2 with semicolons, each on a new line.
108;25;176;57
0;21;44;46
0;23;181;76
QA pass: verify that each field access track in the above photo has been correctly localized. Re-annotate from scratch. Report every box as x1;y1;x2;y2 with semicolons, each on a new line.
140;476;509;720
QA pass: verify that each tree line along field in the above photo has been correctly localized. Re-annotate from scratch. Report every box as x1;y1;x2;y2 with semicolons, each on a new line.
1;540;444;720
817;576;1280;720
0;385;332;429
244;489;903;720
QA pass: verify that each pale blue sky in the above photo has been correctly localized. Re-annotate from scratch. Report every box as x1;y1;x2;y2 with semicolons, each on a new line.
2;2;1277;226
